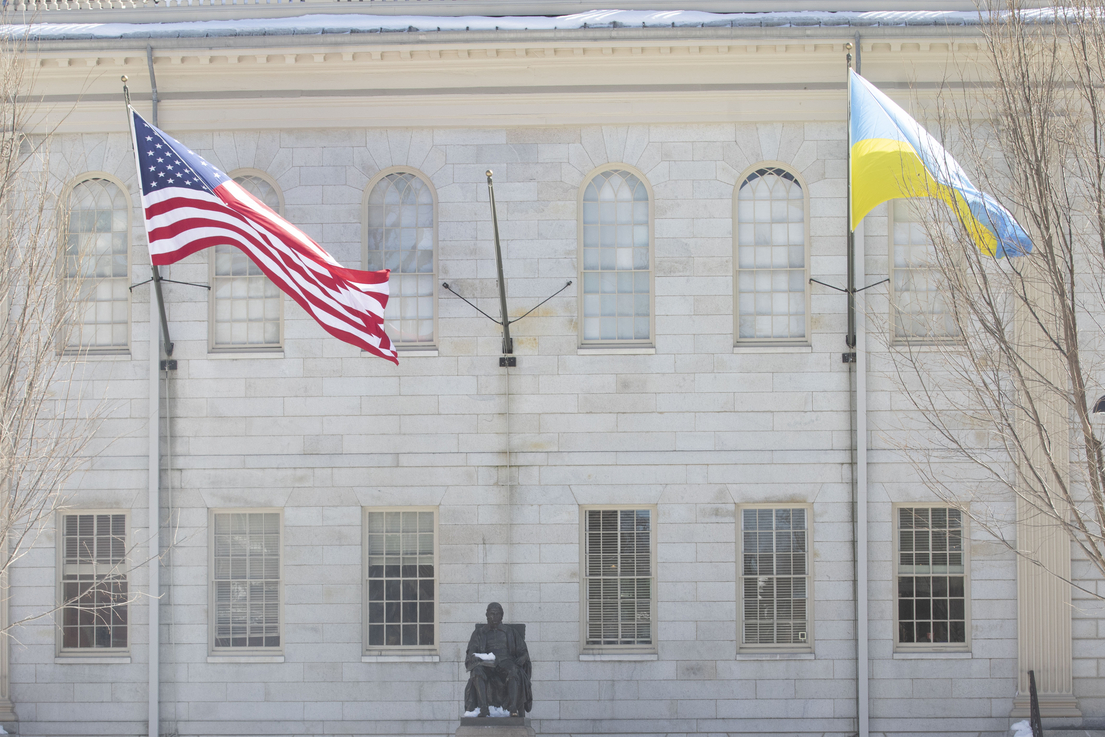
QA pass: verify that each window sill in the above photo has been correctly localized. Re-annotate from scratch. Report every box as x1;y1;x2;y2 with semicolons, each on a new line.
580;653;658;661
55;655;131;664
736;651;815;660
206;350;284;359
206;654;285;664
394;348;439;357
893;650;971;659
577;346;656;356
889;338;962;350
362;653;440;663
733;343;812;354
61;350;131;359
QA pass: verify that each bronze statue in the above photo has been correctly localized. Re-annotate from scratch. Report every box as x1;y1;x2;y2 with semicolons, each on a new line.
464;602;532;717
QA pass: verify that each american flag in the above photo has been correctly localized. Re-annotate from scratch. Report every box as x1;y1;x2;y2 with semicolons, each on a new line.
128;108;398;364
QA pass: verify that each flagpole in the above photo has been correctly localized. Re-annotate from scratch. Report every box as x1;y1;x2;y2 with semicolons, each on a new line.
847;39;871;737
123;78;174;358
486;170;513;356
122;74;161;737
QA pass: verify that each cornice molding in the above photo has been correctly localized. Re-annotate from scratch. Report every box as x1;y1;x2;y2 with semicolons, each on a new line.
26;30;984;69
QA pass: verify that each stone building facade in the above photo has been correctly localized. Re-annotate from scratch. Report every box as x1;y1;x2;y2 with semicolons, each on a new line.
0;1;1095;736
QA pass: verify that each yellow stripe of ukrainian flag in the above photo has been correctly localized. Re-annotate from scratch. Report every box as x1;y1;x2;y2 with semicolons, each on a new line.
851;138;999;258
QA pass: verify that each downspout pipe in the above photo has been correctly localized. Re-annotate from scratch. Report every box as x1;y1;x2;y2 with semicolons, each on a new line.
146;44;161;737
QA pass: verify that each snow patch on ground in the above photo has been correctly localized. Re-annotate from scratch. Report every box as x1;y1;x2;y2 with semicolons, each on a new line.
1010;720;1033;737
463;706;512;718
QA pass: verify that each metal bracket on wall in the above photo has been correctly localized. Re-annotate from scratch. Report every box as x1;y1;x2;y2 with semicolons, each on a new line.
442;279;573;368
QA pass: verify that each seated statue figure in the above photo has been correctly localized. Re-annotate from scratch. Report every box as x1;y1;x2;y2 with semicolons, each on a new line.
464;602;532;717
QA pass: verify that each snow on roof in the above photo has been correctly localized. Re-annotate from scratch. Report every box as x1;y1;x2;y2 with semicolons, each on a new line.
0;7;1070;41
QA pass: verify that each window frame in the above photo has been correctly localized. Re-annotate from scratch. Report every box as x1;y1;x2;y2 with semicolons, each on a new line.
207;168;286;354
892;503;971;653
577;164;656;350
362;167;439;351
732;162;811;347
887;198;962;345
60;173;133;355
362;506;439;657
208;508;284;657
56;510;130;658
579;505;657;656
737;503;814;654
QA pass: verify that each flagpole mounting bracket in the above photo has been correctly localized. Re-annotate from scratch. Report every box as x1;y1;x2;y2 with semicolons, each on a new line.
442;280;574;364
809;277;888;294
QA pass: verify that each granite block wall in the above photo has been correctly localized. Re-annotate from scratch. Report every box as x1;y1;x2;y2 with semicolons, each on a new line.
7;121;1037;737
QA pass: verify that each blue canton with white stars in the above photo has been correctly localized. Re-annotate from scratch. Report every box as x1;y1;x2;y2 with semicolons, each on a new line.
134;111;227;197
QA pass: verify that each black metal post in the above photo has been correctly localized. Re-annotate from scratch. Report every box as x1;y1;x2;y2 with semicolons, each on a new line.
486;170;512;355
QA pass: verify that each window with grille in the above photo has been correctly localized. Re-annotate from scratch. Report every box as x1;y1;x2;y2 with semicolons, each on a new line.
365;172;436;346
735;167;807;342
740;507;810;649
364;509;436;651
211;174;283;350
891;199;959;340
580;168;652;345
59;513;128;652
211;511;281;651
63;178;130;351
583;508;654;649
896;507;967;648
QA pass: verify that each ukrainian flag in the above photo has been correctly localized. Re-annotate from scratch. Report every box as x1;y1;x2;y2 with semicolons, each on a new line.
850;69;1032;257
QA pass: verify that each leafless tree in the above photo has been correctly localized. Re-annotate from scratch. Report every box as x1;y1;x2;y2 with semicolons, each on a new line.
877;0;1105;592
0;34;126;632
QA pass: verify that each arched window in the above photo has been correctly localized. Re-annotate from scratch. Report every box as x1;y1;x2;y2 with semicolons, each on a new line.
210;173;283;351
890;199;958;340
580;167;652;345
64;177;130;351
364;171;436;347
735;167;808;343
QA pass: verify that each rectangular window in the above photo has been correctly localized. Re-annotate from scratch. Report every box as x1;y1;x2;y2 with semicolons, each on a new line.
895;506;968;650
582;508;654;651
363;508;437;653
210;510;282;652
739;506;811;650
890;199;959;341
58;512;128;653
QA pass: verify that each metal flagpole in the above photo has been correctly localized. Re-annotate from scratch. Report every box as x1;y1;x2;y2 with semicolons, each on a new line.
486;170;513;357
122;74;161;737
847;36;871;737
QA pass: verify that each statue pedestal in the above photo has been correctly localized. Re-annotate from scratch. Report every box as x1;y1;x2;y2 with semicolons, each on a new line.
456;717;535;737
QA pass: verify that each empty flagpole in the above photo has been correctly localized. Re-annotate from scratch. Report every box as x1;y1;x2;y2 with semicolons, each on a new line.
486;170;512;356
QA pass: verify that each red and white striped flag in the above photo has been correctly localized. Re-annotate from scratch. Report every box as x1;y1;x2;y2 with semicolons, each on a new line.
128;108;398;363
